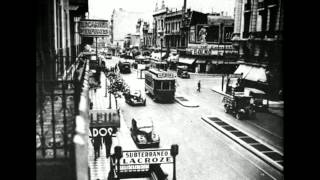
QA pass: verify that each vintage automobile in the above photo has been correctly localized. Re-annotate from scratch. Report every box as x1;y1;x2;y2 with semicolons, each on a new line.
247;88;268;112
130;118;160;148
222;94;256;120
124;89;146;106
177;66;190;78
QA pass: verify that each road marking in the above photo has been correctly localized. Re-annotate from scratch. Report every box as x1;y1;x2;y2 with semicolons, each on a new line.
201;117;279;180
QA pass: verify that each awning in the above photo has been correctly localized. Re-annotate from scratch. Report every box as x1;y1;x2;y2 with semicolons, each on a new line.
196;59;206;64
178;57;196;65
244;66;267;83
234;64;252;77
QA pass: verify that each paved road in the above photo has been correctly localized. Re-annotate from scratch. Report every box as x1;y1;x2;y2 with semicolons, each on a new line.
107;57;283;179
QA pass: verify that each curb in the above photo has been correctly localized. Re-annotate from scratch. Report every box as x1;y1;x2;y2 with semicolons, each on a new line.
201;116;283;172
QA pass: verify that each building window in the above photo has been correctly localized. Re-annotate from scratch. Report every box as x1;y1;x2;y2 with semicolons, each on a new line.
161;19;164;30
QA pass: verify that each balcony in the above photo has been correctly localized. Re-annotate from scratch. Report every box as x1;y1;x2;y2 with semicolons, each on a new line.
37;54;89;180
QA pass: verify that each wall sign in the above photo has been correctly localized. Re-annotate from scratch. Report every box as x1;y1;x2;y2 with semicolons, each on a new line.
79;20;109;37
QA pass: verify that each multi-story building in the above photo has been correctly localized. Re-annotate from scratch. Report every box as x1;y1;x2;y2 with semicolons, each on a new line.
164;8;184;50
152;0;167;49
36;0;89;180
232;0;283;99
142;22;153;48
178;11;237;73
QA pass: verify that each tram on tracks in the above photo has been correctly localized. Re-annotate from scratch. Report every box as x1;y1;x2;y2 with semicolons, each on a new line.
144;69;176;102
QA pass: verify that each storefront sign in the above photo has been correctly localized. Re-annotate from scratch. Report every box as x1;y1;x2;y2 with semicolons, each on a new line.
89;127;117;137
120;149;173;165
79;20;109;37
186;43;237;56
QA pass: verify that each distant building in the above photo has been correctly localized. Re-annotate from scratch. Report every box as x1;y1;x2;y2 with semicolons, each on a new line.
111;8;151;49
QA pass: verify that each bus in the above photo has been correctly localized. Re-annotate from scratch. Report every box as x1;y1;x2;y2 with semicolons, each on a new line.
145;69;176;102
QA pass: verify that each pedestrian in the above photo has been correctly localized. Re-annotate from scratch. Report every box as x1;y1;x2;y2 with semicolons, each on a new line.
103;134;113;158
92;136;101;160
197;80;201;92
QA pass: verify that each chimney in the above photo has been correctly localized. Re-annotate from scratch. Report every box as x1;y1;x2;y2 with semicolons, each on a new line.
183;0;187;12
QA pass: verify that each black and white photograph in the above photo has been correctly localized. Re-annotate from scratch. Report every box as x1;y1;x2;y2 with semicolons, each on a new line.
36;0;283;179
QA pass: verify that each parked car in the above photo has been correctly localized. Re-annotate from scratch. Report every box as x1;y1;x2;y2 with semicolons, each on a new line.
130;118;160;148
177;66;190;78
124;89;146;106
222;94;256;120
248;88;268;112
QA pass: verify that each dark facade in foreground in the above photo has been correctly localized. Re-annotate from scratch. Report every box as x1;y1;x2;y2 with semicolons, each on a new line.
36;0;89;180
232;0;283;99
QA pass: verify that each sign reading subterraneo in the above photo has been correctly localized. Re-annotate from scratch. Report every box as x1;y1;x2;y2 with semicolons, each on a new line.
120;149;173;165
79;19;109;37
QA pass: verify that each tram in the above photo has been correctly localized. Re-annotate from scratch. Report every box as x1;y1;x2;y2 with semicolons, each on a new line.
145;69;176;102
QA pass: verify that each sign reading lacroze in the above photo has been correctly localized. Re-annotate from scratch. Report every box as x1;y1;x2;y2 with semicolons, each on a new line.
120;149;173;165
79;20;109;37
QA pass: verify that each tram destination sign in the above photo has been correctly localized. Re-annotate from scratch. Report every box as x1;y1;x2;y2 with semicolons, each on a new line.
79;19;109;37
157;72;174;78
120;149;173;165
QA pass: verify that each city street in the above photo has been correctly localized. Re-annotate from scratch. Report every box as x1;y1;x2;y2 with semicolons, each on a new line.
107;57;283;180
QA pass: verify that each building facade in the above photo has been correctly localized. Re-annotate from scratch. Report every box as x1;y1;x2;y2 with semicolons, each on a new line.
232;0;283;99
36;0;89;180
178;11;237;73
152;1;167;49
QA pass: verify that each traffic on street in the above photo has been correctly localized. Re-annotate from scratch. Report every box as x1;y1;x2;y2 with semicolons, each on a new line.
37;1;283;179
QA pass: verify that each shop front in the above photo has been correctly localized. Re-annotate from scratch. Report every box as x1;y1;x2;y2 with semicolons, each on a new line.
195;59;207;73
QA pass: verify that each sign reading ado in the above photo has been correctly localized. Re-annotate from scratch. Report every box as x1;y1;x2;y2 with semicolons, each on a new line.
79;20;109;37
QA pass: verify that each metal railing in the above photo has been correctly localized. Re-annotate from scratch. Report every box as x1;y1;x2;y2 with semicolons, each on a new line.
36;55;87;161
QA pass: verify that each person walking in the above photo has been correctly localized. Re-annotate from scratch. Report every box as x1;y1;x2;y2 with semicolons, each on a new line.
92;136;101;160
103;134;113;158
197;80;201;92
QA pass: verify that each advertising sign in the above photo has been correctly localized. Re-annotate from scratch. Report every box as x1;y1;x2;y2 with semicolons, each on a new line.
79;19;109;37
120;149;173;166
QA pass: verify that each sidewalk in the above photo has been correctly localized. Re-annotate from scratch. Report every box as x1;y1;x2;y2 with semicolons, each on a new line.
211;86;284;118
88;71;151;180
